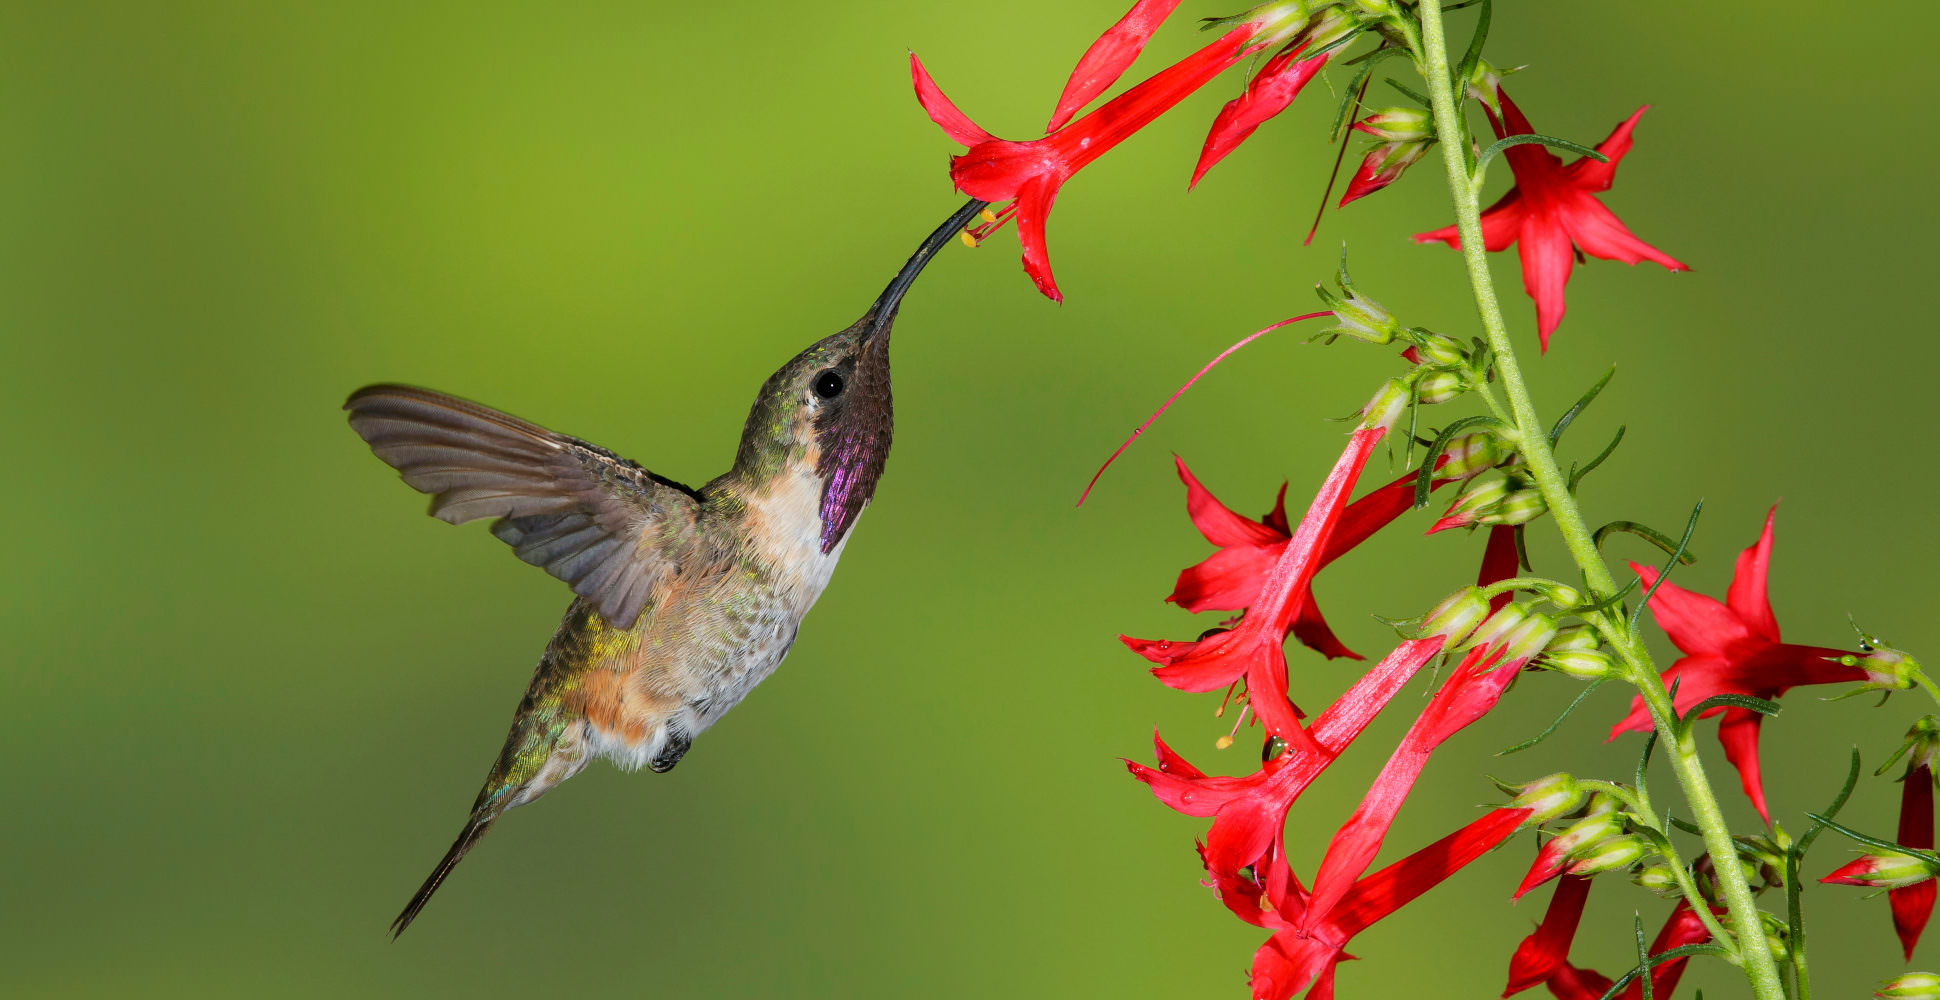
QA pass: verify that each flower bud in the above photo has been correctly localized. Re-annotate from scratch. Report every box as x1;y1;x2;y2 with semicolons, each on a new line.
1500;613;1560;663
1541;648;1618;682
1410;331;1466;366
1339;138;1432;207
1350;0;1397;20
1549;812;1627;859
1546;624;1601;654
1351;107;1432;143
1878;972;1940;1000
1359;376;1413;432
1500;773;1585;827
1822;851;1940;890
1433;477;1509;531
1439;431;1504;480
1888;716;1940;776
1583;791;1623;819
1481;488;1548;526
1463;601;1530;653
1420;587;1491;646
1632;864;1680;896
1758;912;1791;963
1835;646;1923;693
1315;281;1400;345
1567;833;1651;876
1415;370;1467;405
1542;584;1583;609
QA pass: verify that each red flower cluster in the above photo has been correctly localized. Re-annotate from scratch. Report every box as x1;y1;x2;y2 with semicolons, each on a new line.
911;2;1338;301
1124;405;1544;996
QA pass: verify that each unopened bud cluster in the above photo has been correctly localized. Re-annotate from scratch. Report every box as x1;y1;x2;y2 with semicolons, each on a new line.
1500;773;1585;826
1464;601;1558;664
1538;624;1617;681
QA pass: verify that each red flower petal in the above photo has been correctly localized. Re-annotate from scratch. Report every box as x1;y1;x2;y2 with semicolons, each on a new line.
1566;105;1648;193
1044;0;1185;132
1191;45;1328;188
1503;875;1592;996
1628;561;1755;658
1328;807;1532;939
1010;173;1065;302
1725;505;1780;643
1715;706;1771;824
1895;764;1937;959
1516;212;1574;350
908;53;995;147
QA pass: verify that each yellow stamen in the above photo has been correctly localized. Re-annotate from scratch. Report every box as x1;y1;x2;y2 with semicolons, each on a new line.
1215;735;1235;750
979;208;998;223
958;230;980;248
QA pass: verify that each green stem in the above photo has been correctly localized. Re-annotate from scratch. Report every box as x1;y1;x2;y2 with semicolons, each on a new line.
1407;6;1785;999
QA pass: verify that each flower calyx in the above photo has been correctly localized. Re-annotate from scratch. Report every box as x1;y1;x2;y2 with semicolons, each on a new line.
1497;772;1587;828
1879;972;1940;1000
1822;851;1940;891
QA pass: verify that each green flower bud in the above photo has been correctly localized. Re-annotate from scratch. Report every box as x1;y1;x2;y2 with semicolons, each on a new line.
1421;587;1491;646
1482;488;1548;526
1568;833;1651;876
1352;106;1432;143
1439;431;1504;480
1410;331;1466;366
1541;648;1618;682
1546;624;1601;654
1360;376;1413;432
1463;601;1531;653
1500;773;1585;827
1632;864;1681;896
1415;370;1468;405
1878;972;1940;1000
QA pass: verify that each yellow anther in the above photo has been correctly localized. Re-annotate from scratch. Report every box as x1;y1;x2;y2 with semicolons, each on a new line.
958;230;980;248
1213;704;1227;718
1215;735;1235;750
979;208;998;223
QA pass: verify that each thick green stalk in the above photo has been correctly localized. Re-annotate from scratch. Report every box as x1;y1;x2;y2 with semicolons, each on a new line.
1407;5;1786;999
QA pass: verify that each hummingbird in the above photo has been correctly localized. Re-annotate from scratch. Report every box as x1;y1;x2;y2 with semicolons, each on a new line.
345;197;987;936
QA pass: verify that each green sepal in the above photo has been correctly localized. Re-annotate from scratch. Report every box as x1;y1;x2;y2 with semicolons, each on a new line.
1477;132;1609;173
1497;678;1606;755
1548;366;1616;447
1667;814;1704;837
1594;520;1701;566
1677;695;1781;742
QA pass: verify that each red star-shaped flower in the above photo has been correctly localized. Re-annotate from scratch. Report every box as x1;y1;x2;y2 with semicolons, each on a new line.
1610;505;1878;822
1414;89;1689;350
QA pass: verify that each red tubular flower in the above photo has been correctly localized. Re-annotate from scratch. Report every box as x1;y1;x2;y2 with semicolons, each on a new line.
1191;43;1330;187
1122;427;1387;752
1168;455;1462;660
1507;896;1714;1000
913;26;1260;301
1128;635;1448;892
1413;89;1689;350
1249;808;1532;1000
1610;505;1872;823
1044;0;1184;132
1503;875;1592;996
1895;761;1937;959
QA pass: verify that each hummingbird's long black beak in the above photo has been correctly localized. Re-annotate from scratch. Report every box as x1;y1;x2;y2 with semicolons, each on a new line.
861;197;990;344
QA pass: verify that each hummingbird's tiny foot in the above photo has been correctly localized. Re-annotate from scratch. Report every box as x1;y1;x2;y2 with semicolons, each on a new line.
649;732;691;774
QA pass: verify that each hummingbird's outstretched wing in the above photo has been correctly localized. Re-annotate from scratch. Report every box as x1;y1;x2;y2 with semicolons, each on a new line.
345;384;701;629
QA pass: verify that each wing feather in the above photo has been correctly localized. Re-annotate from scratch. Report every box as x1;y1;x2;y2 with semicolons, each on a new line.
345;384;701;628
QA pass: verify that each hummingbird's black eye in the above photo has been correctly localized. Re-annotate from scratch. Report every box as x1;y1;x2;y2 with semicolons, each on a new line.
813;370;845;399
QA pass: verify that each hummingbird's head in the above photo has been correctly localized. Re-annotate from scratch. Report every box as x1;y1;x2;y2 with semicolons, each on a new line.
734;199;987;552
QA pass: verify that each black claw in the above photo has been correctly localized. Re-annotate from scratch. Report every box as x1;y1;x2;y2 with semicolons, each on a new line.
649;733;691;773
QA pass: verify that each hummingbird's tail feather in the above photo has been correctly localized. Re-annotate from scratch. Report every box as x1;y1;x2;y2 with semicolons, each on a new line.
390;814;497;938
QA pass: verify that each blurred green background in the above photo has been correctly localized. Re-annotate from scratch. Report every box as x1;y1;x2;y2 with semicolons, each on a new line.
2;2;1933;996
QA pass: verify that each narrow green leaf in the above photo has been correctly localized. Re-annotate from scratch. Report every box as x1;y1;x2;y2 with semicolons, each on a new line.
1804;813;1940;867
1498;679;1606;755
1385;76;1431;108
1452;0;1492;92
1548;366;1616;446
1569;425;1626;491
1413;415;1498;507
1667;814;1703;837
1785;845;1806;982
1685;693;1782;723
1574;577;1640;618
1477;133;1609;173
1636;914;1654;1000
1514;523;1532;571
1595;945;1728;1000
1332;59;1381;139
1799;748;1863;853
1635;729;1658;798
1629;501;1703;632
1594;521;1699;565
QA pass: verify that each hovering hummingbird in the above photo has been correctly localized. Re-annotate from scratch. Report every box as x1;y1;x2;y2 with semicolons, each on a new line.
346;198;987;936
